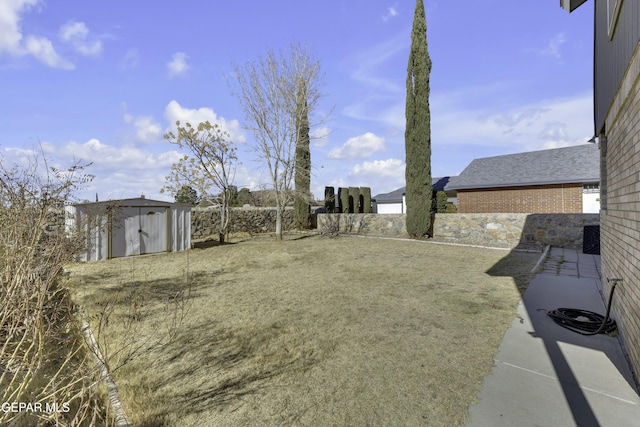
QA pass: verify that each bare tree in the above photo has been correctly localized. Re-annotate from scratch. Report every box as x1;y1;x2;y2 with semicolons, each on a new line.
230;43;322;240
162;121;238;243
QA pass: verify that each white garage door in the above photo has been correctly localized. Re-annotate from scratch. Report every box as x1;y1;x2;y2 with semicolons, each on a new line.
582;184;600;214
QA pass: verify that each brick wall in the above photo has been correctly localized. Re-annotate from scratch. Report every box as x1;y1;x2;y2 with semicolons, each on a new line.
457;184;583;213
600;42;640;380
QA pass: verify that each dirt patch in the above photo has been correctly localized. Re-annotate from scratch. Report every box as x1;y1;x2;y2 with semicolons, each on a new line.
64;234;539;426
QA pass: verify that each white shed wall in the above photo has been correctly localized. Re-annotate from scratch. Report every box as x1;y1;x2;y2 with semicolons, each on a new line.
171;205;191;252
65;205;109;262
66;199;191;261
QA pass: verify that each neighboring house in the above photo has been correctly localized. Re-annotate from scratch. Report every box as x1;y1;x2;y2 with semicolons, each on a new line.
374;187;407;214
373;177;456;214
66;197;191;261
445;144;600;213
563;0;640;377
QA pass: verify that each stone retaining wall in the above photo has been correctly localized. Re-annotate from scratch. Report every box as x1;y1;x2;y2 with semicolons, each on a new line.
317;213;600;249
60;206;599;248
317;214;407;237
192;206;295;239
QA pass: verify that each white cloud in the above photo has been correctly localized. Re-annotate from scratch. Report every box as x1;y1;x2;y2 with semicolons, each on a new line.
431;91;593;151
167;52;189;78
49;138;180;170
491;108;550;129
134;116;162;142
382;6;399;22
0;0;73;69
23;35;74;69
164;100;246;144
59;21;87;42
343;102;404;130
59;21;102;56
124;112;163;143
328;132;385;159
233;163;263;191
120;48;140;69
341;33;406;127
311;126;331;147
51;138;182;200
540;33;566;59
351;158;404;178
3;145;37;157
0;0;37;54
3;138;184;202
347;33;406;94
348;158;406;194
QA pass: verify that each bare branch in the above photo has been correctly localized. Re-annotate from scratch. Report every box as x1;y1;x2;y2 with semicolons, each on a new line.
229;42;324;239
163;120;238;243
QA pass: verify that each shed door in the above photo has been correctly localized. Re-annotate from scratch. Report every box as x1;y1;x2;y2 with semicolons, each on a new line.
110;207;168;258
110;207;139;258
139;207;168;254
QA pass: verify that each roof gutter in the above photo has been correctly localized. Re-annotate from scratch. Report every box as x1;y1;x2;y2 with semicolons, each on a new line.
447;177;600;191
560;0;588;13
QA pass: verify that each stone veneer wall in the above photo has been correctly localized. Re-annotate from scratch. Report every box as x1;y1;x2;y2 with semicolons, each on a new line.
192;206;295;239
317;213;600;249
317;214;407;238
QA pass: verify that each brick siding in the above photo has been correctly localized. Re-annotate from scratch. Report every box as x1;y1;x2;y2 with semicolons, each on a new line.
600;42;640;379
456;184;583;213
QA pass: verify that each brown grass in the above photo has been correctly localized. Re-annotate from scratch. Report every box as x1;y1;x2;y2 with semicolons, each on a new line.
64;234;539;427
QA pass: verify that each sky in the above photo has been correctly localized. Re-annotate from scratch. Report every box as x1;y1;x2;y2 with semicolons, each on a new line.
0;0;594;203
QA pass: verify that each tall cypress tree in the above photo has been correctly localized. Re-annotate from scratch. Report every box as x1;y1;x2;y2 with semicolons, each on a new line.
405;0;432;238
294;80;311;229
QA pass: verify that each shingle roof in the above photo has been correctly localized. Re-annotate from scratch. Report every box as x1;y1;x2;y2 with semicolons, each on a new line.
374;187;405;203
373;177;453;203
69;197;190;208
445;144;599;191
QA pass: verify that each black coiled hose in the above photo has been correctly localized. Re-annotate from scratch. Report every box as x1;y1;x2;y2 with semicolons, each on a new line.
546;281;618;336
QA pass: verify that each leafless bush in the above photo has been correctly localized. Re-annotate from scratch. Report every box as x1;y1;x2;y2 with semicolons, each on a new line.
320;214;341;236
0;151;114;426
162;255;193;341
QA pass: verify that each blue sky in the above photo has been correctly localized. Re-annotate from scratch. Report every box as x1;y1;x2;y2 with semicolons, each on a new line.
0;0;594;202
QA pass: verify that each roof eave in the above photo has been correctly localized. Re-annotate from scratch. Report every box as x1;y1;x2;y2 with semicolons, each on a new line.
449;177;600;191
560;0;588;13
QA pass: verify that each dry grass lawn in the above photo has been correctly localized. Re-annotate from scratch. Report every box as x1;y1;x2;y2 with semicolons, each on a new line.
64;234;539;427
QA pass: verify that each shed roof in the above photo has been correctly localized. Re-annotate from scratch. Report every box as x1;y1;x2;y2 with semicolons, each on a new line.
69;197;190;209
373;177;454;203
445;144;599;191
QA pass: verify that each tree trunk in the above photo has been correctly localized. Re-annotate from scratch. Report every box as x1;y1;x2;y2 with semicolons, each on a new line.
275;207;283;241
218;196;229;244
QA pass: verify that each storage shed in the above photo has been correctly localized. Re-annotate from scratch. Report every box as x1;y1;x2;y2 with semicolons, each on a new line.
65;197;191;261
